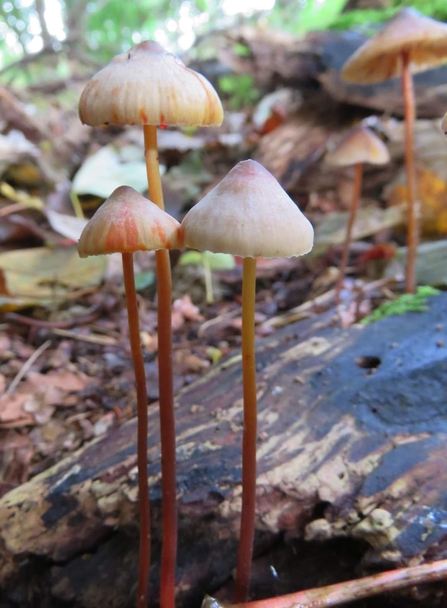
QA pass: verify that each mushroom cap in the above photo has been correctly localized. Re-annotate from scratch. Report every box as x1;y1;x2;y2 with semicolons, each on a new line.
78;186;181;257
181;160;314;259
341;8;447;84
79;41;223;128
324;125;390;167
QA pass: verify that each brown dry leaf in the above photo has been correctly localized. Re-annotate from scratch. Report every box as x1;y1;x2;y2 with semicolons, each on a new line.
27;369;87;393
171;294;204;331
0;245;107;311
0;374;6;394
0;369;91;428
0;431;33;495
0;394;34;426
313;205;404;256
174;349;211;374
388;166;447;236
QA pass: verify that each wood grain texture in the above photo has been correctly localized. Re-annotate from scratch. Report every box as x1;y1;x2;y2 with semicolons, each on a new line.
1;295;447;607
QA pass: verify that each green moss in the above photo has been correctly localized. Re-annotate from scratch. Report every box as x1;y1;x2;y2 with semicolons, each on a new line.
361;286;441;325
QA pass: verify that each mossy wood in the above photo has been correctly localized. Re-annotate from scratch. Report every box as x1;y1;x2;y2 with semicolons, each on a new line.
1;296;447;607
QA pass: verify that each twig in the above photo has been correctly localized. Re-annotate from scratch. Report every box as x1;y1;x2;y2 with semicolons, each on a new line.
5;339;51;395
5;303;101;329
51;328;117;345
219;558;447;608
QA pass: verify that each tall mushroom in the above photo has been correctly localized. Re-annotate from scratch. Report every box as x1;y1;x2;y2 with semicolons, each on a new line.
78;186;181;607
78;41;223;608
324;125;390;304
341;8;447;293
181;160;314;602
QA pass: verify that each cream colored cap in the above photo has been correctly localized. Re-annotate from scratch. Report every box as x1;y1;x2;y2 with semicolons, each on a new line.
78;186;181;257
79;41;223;127
181;160;314;259
325;125;390;167
342;8;447;84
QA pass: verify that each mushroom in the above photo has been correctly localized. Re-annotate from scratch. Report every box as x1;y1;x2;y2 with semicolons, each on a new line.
341;8;447;293
324;125;390;304
79;41;223;608
181;160;313;602
78;186;181;608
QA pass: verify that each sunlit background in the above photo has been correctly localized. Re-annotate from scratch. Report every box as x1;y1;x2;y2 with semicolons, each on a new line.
0;0;277;70
0;1;443;86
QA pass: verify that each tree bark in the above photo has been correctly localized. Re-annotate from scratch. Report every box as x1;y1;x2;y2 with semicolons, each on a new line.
1;294;447;607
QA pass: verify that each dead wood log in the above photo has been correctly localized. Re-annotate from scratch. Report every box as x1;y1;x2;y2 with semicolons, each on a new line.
216;27;447;119
1;295;447;607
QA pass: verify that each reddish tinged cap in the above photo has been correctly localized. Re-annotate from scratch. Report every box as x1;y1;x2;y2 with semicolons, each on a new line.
181;160;314;259
79;41;223;128
342;8;447;84
78;186;181;257
325;125;390;167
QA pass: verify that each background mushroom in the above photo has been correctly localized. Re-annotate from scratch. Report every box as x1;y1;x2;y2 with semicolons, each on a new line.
77;186;181;608
78;41;223;608
324;125;390;304
341;8;447;293
181;160;313;603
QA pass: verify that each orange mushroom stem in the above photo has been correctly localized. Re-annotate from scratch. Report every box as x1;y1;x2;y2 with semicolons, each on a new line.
78;187;181;608
79;40;223;608
324;125;389;304
341;8;447;293
181;160;314;602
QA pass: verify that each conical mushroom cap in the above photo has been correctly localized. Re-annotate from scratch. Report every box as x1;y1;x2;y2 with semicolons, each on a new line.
181;160;314;259
325;125;390;167
79;41;223;127
78;186;181;257
342;8;447;84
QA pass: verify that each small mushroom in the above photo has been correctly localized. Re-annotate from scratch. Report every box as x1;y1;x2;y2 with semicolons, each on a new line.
79;41;223;608
341;8;447;293
325;125;390;304
181;160;313;602
78;186;181;608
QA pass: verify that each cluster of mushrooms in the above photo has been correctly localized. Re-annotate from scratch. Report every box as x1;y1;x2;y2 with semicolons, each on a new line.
76;7;447;608
329;8;447;300
77;41;313;608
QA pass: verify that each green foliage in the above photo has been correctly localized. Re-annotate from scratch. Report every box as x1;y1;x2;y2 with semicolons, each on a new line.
180;251;235;271
361;286;441;325
232;43;251;58
269;0;349;35
218;74;260;110
331;0;447;32
330;8;399;32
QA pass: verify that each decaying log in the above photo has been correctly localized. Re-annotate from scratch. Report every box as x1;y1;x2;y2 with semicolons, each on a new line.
218;27;447;119
1;294;447;607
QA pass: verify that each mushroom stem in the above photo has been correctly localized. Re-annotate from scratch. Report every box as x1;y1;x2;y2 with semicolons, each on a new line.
234;256;258;603
143;125;177;608
122;252;150;608
401;49;418;294
335;162;363;305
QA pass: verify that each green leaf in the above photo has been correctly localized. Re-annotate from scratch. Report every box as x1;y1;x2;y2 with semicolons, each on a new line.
134;270;155;291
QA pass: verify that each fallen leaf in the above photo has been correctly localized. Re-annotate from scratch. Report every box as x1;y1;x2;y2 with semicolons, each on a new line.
171;294;204;331
46;210;88;242
0;246;107;311
313;205;404;256
388;166;447;236
72;146;154;199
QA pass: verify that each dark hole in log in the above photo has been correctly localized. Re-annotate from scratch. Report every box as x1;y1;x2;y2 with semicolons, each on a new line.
355;356;381;370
